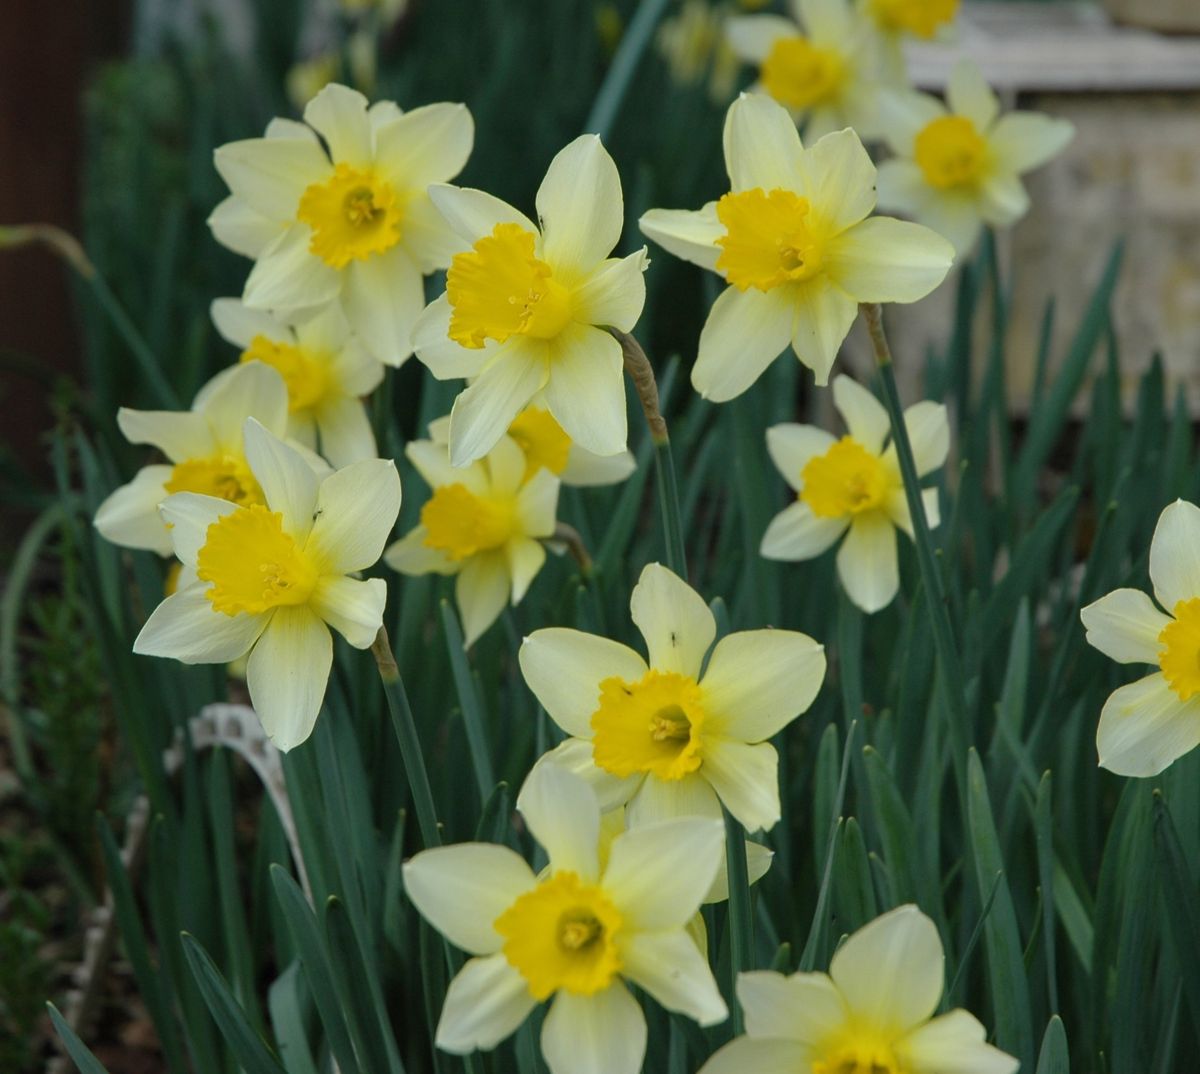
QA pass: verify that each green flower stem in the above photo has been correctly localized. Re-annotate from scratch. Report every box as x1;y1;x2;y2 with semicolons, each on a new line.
372;625;441;849
723;808;753;1037
614;329;688;576
861;303;971;760
584;0;674;140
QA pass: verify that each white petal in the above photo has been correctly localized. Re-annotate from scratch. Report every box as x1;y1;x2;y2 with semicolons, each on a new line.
797;0;854;38
879;90;946;157
520;629;648;739
243;418;321;540
403;192;465;273
436;955;536;1053
825;217;954;304
213;136;329;220
572;249;648;332
620;929;727;1025
790;276;858;386
540;984;646;1074
602;817;725;929
697;1038;812;1074
456;550;510;646
561;446;636;487
536;135;623;276
407;437;488;495
829;904;944;1033
210;297;287;349
832;374;888;454
117;408;216;463
515;468;561;538
243;226;341;313
199;362;290;453
449;344;549;467
797;128;877;235
1080;588;1169;665
1149;500;1200;611
723;93;803;192
765;423;836;491
638;204;722;272
875;159;931;216
134;586;267;664
978;172;1029;228
507;538;547;605
384;526;458;577
903;400;950;475
208;195;283;259
625;772;722;828
245;606;333;752
724;15;798;63
946;60;999;131
703;839;775;903
159;492;239;567
413;293;493;381
918;191;984;258
988;112;1074;173
737;969;847;1041
693;285;794;402
516;761;602;881
305;458;401;573
1097;673;1200;777
542;325;627;458
403;844;536;956
630;562;716;677
374;102;474;191
303;83;372;167
341;246;424;366
532;739;642;813
837;511;899;613
428;184;537;246
314;396;377;468
700;738;780;832
93;466;175;555
899;1008;1020;1074
701;630;825;741
885;485;940;540
761;501;848;561
310;575;385;649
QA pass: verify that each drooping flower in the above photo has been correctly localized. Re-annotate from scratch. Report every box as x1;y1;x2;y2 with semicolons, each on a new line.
724;0;889;141
211;298;383;467
519;562;825;831
210;83;473;366
760;375;948;613
698;905;1018;1074
657;0;741;104
133;418;400;750
384;434;559;646
94;362;325;556
411;135;648;466
402;763;728;1074
877;60;1074;255
639;93;953;400
1080;500;1200;777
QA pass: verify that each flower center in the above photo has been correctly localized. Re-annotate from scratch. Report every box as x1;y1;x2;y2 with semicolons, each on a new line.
164;454;262;506
1158;598;1200;702
196;504;318;616
296;164;404;269
811;1039;906;1074
760;35;846;110
493;871;623;1000
914;115;987;189
801;437;889;519
591;669;705;781
869;0;959;38
446;223;574;349
420;483;514;561
716;188;824;292
508;407;572;478
240;335;330;413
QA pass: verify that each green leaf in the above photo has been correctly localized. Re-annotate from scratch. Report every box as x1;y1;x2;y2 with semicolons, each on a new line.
440;600;496;800
1153;792;1200;1045
46;1004;113;1074
1035;1015;1070;1074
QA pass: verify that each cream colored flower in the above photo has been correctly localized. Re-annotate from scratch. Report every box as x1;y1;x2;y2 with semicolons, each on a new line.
657;0;741;104
93;362;326;556
640;93;953;400
761;375;948;613
411;135;648;466
859;0;958;80
384;434;559;646
877;60;1074;255
211;299;383;467
133;419;400;750
725;0;889;141
519;562;825;832
699;905;1018;1074
403;763;727;1074
210;83;473;366
1080;500;1200;777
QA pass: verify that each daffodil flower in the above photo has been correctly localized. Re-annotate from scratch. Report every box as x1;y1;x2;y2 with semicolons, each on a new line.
402;763;728;1074
760;375;948;613
211;298;383;467
384;434;559;646
1080;500;1200;776
639;93;953;400
860;0;959;80
877;60;1074;256
411;135;648;467
519;562;825;832
698;905;1018;1074
94;362;326;557
210;83;473;365
426;407;636;487
725;0;888;141
133;418;400;750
